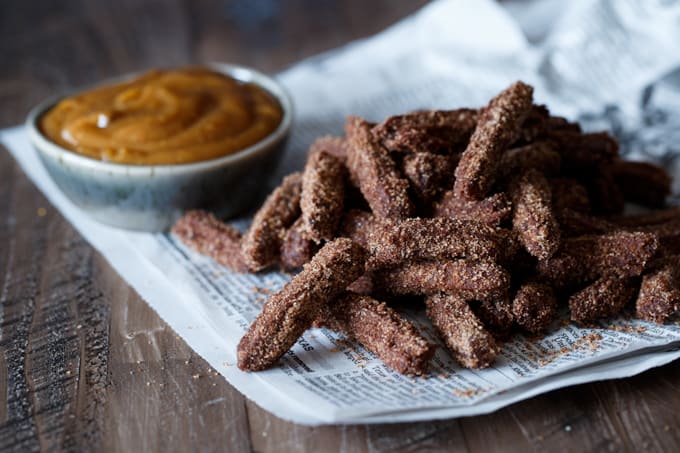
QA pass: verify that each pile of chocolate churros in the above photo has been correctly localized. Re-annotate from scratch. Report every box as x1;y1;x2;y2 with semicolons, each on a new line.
172;81;679;376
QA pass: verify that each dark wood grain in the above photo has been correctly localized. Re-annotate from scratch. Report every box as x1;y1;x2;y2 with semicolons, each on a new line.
1;1;680;451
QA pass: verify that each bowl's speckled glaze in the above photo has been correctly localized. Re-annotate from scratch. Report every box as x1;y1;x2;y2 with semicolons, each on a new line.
25;63;293;232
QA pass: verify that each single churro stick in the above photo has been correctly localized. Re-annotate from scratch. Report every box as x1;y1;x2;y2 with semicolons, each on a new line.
345;116;415;218
425;293;499;369
569;277;637;324
510;169;561;260
402;152;458;204
373;108;478;154
498;141;561;184
237;238;366;371
280;218;319;270
308;135;348;161
550;178;590;214
453;81;534;200
317;292;436;375
171;210;248;273
373;260;510;302
300;150;346;242
610;206;680;228
512;282;558;333
636;256;680;323
365;217;511;268
536;231;658;290
434;191;512;227
612;160;671;208
241;172;302;271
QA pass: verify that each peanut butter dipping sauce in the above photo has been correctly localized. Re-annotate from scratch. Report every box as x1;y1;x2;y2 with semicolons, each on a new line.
39;68;284;165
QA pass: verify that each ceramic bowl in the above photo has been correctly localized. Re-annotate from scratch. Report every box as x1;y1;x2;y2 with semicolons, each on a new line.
25;63;293;232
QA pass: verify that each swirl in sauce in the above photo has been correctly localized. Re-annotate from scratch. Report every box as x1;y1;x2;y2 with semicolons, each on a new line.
39;68;283;165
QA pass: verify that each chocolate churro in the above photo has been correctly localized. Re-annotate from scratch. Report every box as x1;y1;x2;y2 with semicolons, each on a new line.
317;292;436;375
300;150;346;242
237;238;366;371
454;81;533;200
345;116;415;218
365;217;510;268
241;172;303;271
512;282;557;333
636;256;680;323
537;231;658;289
425;293;499;369
373;108;478;154
434;191;512;227
207;79;680;373
172;210;248;273
510;169;561;260
569;277;637;324
373;259;510;302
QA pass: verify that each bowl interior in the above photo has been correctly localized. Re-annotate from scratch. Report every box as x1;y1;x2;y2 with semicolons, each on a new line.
25;63;293;175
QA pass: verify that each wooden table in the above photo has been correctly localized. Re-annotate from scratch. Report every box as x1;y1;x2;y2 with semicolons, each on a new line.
1;1;679;451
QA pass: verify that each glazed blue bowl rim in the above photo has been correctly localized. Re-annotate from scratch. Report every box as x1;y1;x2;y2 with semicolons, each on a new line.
25;62;293;175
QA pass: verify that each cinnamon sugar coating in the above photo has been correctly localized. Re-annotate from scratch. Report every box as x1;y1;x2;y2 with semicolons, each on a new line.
402;152;458;204
636;256;680;323
237;238;366;371
241;172;303;271
373;259;510;302
510;169;561;260
300;150;346;242
569;277;637;324
171;210;248;273
425;293;499;369
365;217;511;268
434;191;512;227
537;231;658;289
373;108;478;154
512;282;558;333
318;292;436;375
453;81;533;200
280;218;319;270
345;116;415;218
